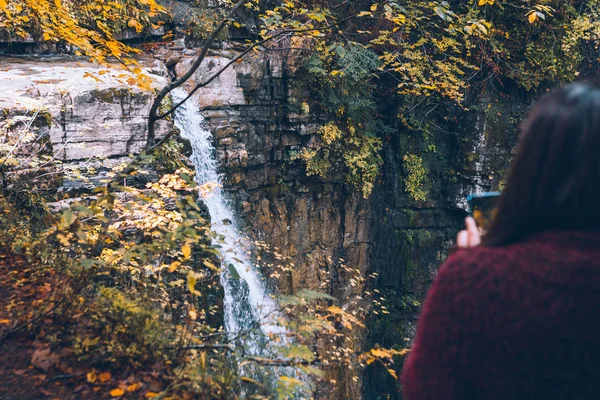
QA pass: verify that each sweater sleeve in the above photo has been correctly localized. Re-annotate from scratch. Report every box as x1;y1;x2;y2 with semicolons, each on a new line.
401;251;479;400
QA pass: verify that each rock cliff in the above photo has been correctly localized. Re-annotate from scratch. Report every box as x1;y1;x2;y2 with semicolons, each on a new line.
169;42;527;398
0;57;170;192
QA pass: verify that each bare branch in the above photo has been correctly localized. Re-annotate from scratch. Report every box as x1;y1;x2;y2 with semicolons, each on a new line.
155;13;359;121
245;356;320;366
146;0;251;148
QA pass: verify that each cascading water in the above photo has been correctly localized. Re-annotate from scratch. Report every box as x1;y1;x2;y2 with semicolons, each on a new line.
172;88;287;359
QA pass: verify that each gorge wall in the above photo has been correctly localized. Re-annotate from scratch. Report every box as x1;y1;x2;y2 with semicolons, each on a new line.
173;44;527;399
174;50;371;398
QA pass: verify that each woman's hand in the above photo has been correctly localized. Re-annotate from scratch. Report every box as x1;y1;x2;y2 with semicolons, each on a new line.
456;217;481;248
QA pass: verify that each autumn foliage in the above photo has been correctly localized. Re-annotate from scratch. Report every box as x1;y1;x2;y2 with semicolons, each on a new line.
1;0;600;398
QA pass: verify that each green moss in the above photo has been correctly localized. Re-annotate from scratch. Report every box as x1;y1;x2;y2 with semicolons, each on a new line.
403;209;419;226
402;154;428;202
465;152;477;164
158;94;174;121
188;8;229;41
90;89;115;103
39;109;53;128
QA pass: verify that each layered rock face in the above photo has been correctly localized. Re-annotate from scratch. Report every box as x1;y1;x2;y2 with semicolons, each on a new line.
170;45;526;398
363;93;526;398
175;52;371;298
173;50;371;398
0;57;170;191
169;44;524;399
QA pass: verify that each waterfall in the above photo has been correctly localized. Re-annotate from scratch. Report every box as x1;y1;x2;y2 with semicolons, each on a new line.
172;88;286;356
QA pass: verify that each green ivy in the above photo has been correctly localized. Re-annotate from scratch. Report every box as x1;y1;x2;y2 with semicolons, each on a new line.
294;44;387;197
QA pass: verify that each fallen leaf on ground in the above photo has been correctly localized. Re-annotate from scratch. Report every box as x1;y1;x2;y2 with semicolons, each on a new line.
87;371;97;383
31;347;60;372
127;382;142;392
99;372;112;382
110;388;125;397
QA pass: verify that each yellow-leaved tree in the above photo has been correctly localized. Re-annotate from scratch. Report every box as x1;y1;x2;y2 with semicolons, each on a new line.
0;0;166;89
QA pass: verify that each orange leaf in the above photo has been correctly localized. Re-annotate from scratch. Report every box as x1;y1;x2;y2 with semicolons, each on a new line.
110;388;125;397
145;392;158;398
87;371;97;383
127;383;142;392
168;261;180;273
98;372;111;382
528;12;537;24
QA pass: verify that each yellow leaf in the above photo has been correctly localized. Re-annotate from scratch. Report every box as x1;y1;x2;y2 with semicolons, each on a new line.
203;260;218;271
182;244;191;259
189;309;197;320
98;372;111;382
83;72;103;83
54;0;61;7
145;392;159;398
528;12;537;24
87;371;97;383
110;388;125;397
187;272;197;293
370;4;378;12
168;261;180;273
328;306;343;314
127;383;142;392
371;348;391;358
0;319;10;324
279;376;303;385
0;0;7;10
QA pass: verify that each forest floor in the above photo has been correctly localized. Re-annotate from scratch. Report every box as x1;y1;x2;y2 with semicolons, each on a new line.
0;251;166;400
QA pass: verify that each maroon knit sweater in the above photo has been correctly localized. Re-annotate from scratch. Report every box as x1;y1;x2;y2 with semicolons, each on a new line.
401;231;600;400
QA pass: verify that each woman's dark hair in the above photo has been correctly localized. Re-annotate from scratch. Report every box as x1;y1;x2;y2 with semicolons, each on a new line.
485;82;600;246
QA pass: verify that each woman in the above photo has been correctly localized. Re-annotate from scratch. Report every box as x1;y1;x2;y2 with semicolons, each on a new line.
401;83;600;400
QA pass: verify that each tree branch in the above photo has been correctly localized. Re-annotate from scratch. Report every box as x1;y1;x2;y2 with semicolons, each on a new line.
155;13;359;121
145;0;251;148
245;356;320;366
